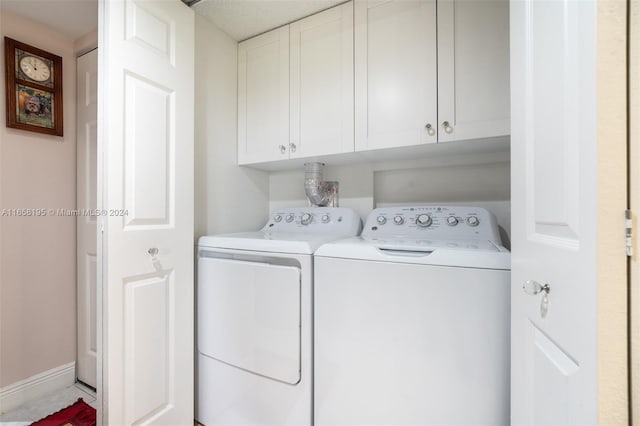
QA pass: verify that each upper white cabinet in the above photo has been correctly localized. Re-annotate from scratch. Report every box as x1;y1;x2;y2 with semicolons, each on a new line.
238;26;290;164
290;2;354;158
355;0;438;151
238;0;510;165
238;3;353;165
436;0;510;142
355;0;509;151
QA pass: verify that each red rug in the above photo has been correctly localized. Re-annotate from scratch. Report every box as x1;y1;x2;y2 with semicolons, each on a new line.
30;398;96;426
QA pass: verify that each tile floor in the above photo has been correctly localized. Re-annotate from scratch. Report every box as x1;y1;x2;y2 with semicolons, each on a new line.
0;383;96;425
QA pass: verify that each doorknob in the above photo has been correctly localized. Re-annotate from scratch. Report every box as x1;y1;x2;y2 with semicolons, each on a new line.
523;280;551;318
148;247;158;257
523;280;550;295
279;145;287;155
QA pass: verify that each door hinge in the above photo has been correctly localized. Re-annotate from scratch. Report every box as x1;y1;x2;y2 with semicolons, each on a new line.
626;209;633;257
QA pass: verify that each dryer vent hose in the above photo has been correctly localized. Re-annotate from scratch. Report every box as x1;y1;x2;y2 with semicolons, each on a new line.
304;162;339;207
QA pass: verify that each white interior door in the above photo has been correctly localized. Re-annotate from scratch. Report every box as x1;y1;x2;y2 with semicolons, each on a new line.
510;1;598;424
77;48;98;389
98;0;194;424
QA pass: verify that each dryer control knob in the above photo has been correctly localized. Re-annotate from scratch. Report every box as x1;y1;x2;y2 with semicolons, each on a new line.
377;215;387;225
321;214;330;223
285;214;295;223
273;215;282;223
416;214;432;227
446;216;459;226
301;213;313;225
467;216;480;227
393;215;404;225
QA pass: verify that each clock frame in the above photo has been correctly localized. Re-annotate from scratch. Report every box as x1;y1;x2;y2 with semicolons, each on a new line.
4;37;63;136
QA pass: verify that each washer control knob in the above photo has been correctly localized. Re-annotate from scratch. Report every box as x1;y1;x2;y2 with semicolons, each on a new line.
446;216;459;226
393;215;404;225
301;213;313;225
467;216;480;227
377;215;387;225
321;214;330;223
416;214;432;227
273;215;282;223
285;214;295;223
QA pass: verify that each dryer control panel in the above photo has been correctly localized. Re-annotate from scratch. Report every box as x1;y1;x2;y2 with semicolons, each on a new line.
363;206;501;244
263;207;362;236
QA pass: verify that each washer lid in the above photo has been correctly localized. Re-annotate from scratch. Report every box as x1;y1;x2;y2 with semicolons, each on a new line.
315;237;511;270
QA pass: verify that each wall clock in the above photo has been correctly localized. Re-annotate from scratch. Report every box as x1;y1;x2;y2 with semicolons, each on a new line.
4;37;63;136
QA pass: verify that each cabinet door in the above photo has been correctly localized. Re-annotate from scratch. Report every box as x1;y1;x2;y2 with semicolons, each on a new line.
437;0;510;142
355;0;437;151
290;2;354;158
238;26;289;164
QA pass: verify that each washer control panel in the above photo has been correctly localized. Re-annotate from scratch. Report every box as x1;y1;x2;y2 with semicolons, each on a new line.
363;206;501;243
263;207;362;235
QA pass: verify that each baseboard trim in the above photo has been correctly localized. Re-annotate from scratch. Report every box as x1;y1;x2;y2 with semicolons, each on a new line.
0;362;76;414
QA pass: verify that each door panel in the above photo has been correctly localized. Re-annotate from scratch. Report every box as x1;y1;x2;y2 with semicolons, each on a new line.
123;73;173;226
198;257;301;384
511;0;597;424
99;0;194;424
530;325;579;426
238;27;290;164
354;0;437;151
437;0;510;142
290;2;353;158
124;272;174;424
77;49;98;389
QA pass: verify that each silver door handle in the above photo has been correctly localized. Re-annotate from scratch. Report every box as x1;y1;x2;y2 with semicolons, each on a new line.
523;280;551;318
523;280;550;295
442;121;454;134
279;145;287;154
148;247;158;257
425;123;435;136
290;143;297;153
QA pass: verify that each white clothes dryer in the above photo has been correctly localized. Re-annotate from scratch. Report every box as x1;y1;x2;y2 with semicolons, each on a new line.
196;207;361;426
314;205;510;426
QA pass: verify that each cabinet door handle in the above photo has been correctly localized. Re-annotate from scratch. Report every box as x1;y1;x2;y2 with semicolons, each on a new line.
279;145;287;154
442;121;454;134
425;123;436;136
290;143;297;153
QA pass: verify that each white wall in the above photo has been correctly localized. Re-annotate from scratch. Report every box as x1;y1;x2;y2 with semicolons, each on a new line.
0;10;77;388
194;14;269;239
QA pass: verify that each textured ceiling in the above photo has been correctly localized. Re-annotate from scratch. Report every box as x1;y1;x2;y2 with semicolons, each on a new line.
0;0;344;45
192;0;345;41
0;0;98;40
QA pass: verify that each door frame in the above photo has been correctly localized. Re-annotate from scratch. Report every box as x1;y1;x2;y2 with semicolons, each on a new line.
630;0;640;423
596;0;628;422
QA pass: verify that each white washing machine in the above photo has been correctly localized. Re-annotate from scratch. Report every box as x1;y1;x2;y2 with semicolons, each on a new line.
314;205;510;426
197;207;361;426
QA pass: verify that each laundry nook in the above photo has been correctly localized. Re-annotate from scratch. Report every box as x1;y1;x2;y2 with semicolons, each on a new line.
0;0;631;425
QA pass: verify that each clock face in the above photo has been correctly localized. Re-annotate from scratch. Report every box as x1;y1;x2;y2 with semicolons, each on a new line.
19;56;51;82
